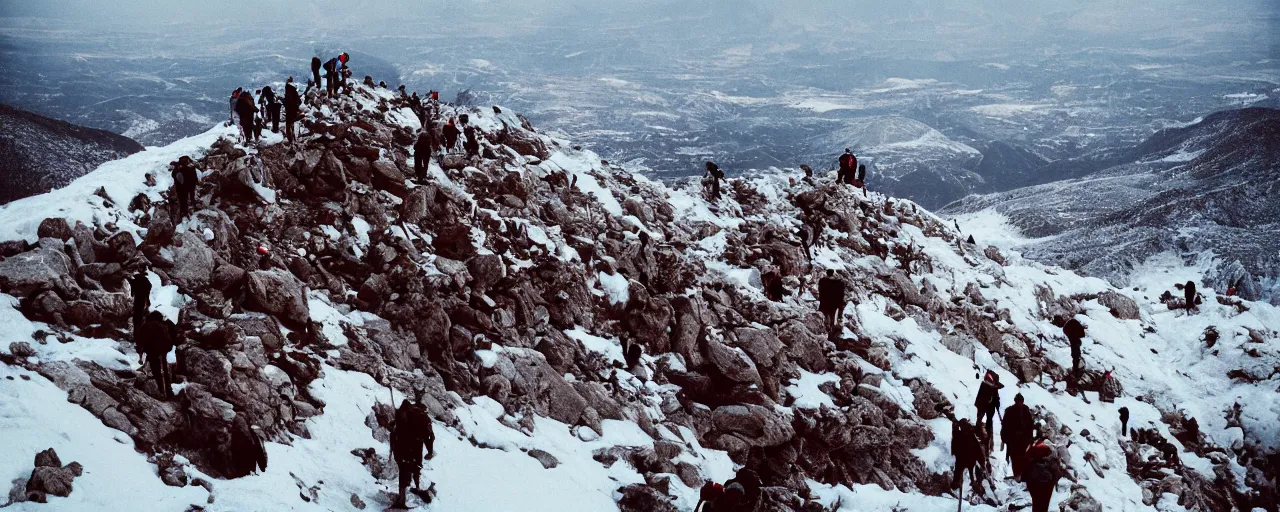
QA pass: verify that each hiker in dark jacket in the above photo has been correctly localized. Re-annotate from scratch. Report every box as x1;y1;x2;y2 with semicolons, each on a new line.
715;468;762;512
171;155;199;219
259;86;281;133
284;78;302;143
817;269;846;338
1024;440;1062;512
1184;280;1197;311
391;383;436;508
704;161;724;201
323;57;339;95
1062;317;1086;376
128;271;151;331
137;311;176;400
442;118;460;152
413;132;433;181
951;417;985;493
463;125;481;158
1001;393;1034;480
974;370;1003;444
227;415;268;478
763;269;788;302
797;223;813;263
310;56;322;92
235;89;259;144
228;88;242;125
837;148;857;185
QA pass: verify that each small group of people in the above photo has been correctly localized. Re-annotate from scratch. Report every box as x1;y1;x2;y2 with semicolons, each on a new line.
837;148;867;192
128;271;176;400
411;113;486;181
230;53;344;145
696;468;762;512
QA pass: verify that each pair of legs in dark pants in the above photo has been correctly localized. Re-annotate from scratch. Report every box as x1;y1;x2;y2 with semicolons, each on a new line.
240;118;257;143
175;184;196;219
1069;336;1082;376
268;106;280;132
1029;485;1053;512
285;113;297;142
396;460;421;506
1008;442;1030;480
821;306;841;338
975;406;996;443
149;353;172;399
414;153;428;181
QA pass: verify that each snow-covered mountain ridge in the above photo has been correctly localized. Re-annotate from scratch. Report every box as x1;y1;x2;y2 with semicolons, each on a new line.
0;83;1276;511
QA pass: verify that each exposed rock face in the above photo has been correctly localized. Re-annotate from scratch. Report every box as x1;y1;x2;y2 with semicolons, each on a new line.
0;103;144;204
0;83;1273;512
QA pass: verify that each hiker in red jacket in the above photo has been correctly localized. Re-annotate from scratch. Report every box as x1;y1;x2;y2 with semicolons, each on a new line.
837;149;857;185
1024;440;1062;512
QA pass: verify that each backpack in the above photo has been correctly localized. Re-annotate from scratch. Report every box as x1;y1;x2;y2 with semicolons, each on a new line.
839;153;855;169
1024;458;1055;485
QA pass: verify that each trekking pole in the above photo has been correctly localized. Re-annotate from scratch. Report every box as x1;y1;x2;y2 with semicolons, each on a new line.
956;473;964;512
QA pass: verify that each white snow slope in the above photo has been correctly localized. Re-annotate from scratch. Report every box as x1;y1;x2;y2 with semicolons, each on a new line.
1;84;1276;512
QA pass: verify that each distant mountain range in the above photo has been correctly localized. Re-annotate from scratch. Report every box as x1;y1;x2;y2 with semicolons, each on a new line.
943;107;1280;302
0;103;144;204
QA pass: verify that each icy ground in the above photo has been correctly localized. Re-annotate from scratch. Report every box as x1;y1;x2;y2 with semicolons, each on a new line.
0;84;1276;511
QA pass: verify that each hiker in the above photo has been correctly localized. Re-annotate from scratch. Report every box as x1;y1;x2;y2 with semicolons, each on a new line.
838;149;857;185
171;155;199;219
854;164;867;194
696;482;724;512
409;92;425;127
310;56;322;92
1061;316;1086;376
463;125;481;159
817;269;846;337
284;78;302;142
227;415;268;478
1024;440;1062;512
1184;280;1197;311
128;271;151;329
323;56;340;95
235;88;259;144
442;118;460;153
259;86;281;133
624;340;643;370
799;164;813;180
413;131;432;181
705;161;724;201
228;88;243;125
974;370;1003;443
763;269;788;302
1001;393;1034;480
1119;407;1130;437
714;468;761;512
951;417;985;494
390;382;435;508
136;311;176;400
797;223;813;263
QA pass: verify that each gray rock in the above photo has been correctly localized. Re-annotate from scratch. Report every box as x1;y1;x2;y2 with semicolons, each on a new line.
527;449;559;469
711;404;794;448
705;339;762;386
36;218;73;241
168;232;215;290
245;269;310;329
1098;291;1140;320
0;245;71;297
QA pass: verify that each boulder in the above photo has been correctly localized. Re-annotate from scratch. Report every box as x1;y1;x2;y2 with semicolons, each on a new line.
711;404;794;448
467;253;505;291
36;218;73;241
245;269;311;329
370;160;408;197
616;484;677;512
0;245;71;297
1098;291;1140;320
733;327;784;368
23;448;82;502
168;232;215;290
705;339;762;386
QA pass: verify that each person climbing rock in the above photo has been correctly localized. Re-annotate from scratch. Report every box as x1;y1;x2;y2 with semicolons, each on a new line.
128;271;151;330
463;125;480;159
1001;393;1034;480
259;85;281;133
284;78;302;143
951;417;985;494
974;370;1003;445
390;382;435;508
310;56;322;93
1119;406;1130;438
413;131;433;181
171;155;199;219
227;415;268;478
228;87;243;126
1062;316;1086;376
817;269;846;338
1024;440;1062;512
1184;280;1197;311
136;311;176;400
442;117;460;153
705;161;724;201
838;149;857;185
235;88;259;144
718;468;762;512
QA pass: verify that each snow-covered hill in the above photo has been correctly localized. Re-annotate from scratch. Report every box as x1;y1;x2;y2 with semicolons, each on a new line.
0;103;145;205
0;83;1276;512
943;108;1280;305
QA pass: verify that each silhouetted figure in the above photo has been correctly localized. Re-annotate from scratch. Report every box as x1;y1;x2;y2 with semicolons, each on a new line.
442;118;460;152
951;418;984;493
171;155;199;219
705;161;724;201
1119;407;1130;437
1024;441;1062;512
235;89;258;144
974;370;1003;441
1184;280;1197;311
310;56;322;93
1062;317;1086;376
128;271;151;330
259;86;281;133
1002;393;1034;480
817;269;846;337
391;384;435;509
284;78;302;142
136;311;176;400
464;125;480;158
838;149;857;185
414;132;432;181
797;224;813;263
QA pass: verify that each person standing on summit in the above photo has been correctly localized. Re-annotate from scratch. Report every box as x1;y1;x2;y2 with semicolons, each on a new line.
310;56;322;93
838;149;857;185
259;85;281;133
235;89;259;144
228;87;243;125
323;53;349;96
284;77;302;143
705;161;724;201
